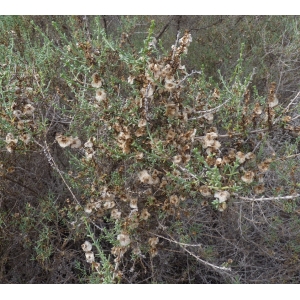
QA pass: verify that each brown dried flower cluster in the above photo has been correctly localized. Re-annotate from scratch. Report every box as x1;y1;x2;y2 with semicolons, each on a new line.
5;94;37;152
55;134;82;149
214;191;230;212
91;72;102;88
5;133;18;153
241;171;255;184
83;137;96;160
138;170;160;185
148;237;159;257
117;233;131;247
84;186;116;216
81;241;95;263
202;131;221;154
113;123;132;154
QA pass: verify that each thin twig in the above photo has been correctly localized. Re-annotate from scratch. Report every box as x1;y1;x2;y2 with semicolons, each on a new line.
273;91;300;125
175;165;199;180
82;16;92;42
151;232;202;247
275;153;300;160
194;128;270;140
190;98;231;118
171;31;181;62
233;193;300;202
144;83;151;121
177;70;201;87
2;175;39;196
291;114;300;121
152;232;231;272
34;139;104;232
155;16;174;41
283;91;300;113
102;16;108;36
181;246;231;272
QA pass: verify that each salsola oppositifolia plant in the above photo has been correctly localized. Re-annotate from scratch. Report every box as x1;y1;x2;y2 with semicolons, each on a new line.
1;17;300;283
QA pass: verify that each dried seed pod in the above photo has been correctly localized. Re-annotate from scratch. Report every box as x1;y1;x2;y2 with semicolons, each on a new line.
6;133;18;144
19;133;31;145
149;247;158;257
241;171;255;184
138;118;147;128
13;110;23;119
111;209;121;220
138;170;154;184
282;116;291;123
84;203;93;214
95;89;107;102
140;208;151;220
203;113;214;124
70;137;82;149
6;142;17;153
202;132;218;149
218;202;227;212
173;155;182;164
215;157;223;167
258;158;272;173
214;191;230;203
135;152;144;160
268;82;279;108
91;73;102;88
130;198;138;209
135;127;146;137
23;104;35;116
199;185;212;197
165;80;176;92
254;184;265;195
117;233;131;247
148;237;159;248
165;103;179;117
245;152;256;161
81;241;93;252
169;195;180;207
103;200;115;210
55;134;74;148
85;251;95;263
236;151;246;164
128;75;135;84
253;103;263;115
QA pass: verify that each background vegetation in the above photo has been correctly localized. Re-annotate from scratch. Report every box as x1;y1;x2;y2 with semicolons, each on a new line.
1;15;300;284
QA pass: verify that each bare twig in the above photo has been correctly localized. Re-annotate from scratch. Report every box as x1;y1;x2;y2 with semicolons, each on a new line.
82;16;91;42
152;232;231;272
151;232;202;247
155;16;174;41
2;175;39;196
102;16;108;37
273;91;300;125
291;114;300;121
171;31;181;62
175;165;200;180
181;246;231;272
177;70;201;87
283;92;300;113
34;139;104;232
233;193;300;202
190;98;231;117
194;128;270;140
144;83;152;121
275;153;300;160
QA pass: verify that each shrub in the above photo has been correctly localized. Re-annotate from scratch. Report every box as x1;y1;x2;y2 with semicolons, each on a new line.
1;16;300;284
